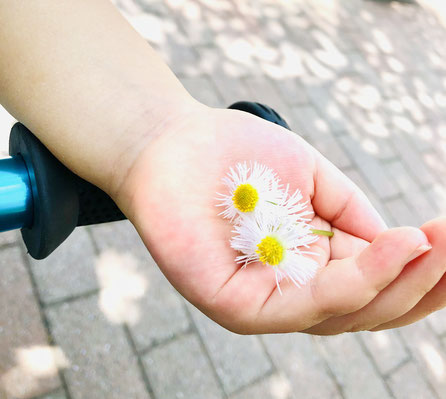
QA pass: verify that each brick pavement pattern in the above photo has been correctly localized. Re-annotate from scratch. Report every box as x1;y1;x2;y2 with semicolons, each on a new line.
1;0;446;398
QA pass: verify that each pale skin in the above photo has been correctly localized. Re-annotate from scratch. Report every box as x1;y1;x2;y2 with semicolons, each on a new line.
1;0;446;335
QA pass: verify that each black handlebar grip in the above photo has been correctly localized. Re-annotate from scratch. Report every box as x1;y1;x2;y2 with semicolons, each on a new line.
9;122;125;259
75;177;125;226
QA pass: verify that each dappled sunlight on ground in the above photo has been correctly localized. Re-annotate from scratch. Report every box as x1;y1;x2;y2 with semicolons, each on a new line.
1;345;69;398
95;249;149;325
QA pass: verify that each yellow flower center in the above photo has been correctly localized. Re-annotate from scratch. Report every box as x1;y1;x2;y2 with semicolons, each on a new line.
256;236;284;266
232;184;259;213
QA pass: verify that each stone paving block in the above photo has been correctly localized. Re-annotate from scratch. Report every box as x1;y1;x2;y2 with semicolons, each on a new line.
142;333;222;399
390;132;437;188
45;295;150;399
0;246;61;399
229;372;293;399
0;229;19;246
314;334;391;399
339;135;400;200
28;227;98;304
89;220;148;260
166;0;215;46
187;305;272;395
262;334;341;399
305;85;351;133
39;389;68;399
90;221;190;351
180;76;224;107
290;104;331;140
386;159;421;194
384;197;419;227
342;168;393;227
387;361;436;399
426;308;446;337
210;73;252;107
399;320;446;398
403;188;440;225
357;330;409;376
273;78;309;106
244;76;290;120
307;134;352;170
160;34;198;77
128;264;190;352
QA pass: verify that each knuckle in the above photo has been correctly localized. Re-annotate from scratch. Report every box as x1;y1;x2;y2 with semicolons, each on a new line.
310;280;349;318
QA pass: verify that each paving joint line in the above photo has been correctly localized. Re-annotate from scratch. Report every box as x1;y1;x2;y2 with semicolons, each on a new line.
18;244;73;399
311;336;346;399
182;300;228;398
355;333;396;399
395;328;440;399
123;324;157;399
136;326;195;356
42;288;100;309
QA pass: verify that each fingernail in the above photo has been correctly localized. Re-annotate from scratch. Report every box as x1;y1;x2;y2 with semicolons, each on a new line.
406;244;432;263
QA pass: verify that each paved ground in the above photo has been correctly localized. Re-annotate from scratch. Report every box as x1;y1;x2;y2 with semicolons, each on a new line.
1;0;446;398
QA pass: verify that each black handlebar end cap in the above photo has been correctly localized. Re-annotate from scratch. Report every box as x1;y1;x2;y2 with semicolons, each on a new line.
228;101;291;130
9;122;79;259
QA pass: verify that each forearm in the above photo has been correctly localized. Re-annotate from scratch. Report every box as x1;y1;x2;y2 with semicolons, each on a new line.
0;0;197;194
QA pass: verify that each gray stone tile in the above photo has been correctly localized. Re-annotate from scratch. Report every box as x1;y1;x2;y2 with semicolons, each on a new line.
180;76;224;107
384;197;420;227
315;334;391;399
39;389;68;399
290;104;331;140
387;361;436;399
45;295;150;399
142;334;222;399
305;85;351;133
129;264;190;352
339;135;400;200
188;305;272;395
28;227;98;304
0;246;61;398
89;220;147;260
307;134;353;170
90;221;190;351
390;132;437;189
399;320;446;398
0;229;19;246
342;168;393;227
273;78;309;106
244;76;290;119
262;334;341;399
210;74;252;107
229;372;293;399
426;308;446;337
357;330;409;375
386;159;421;194
403;188;440;225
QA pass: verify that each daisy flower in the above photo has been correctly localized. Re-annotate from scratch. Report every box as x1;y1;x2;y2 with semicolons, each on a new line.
230;213;320;295
216;162;283;223
275;184;314;223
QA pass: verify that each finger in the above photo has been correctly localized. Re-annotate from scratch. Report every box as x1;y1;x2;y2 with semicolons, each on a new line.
329;227;370;260
369;217;446;331
312;153;388;242
304;239;434;335
248;226;429;334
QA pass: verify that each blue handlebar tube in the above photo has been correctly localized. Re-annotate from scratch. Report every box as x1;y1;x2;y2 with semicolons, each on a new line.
0;156;33;232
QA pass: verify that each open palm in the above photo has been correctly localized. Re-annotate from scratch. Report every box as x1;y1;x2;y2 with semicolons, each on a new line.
115;105;446;335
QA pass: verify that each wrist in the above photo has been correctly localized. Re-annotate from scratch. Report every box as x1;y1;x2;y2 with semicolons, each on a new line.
104;91;207;203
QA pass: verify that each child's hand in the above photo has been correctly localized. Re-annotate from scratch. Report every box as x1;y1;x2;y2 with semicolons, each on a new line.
112;104;446;335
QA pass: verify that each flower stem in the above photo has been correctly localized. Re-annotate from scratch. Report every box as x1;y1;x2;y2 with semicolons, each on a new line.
311;229;334;237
